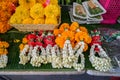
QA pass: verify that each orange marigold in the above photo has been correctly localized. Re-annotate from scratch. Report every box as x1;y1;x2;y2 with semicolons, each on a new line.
22;37;28;44
79;26;88;33
83;43;88;52
70;22;79;32
55;36;65;49
53;29;62;36
19;43;25;51
59;23;70;32
61;30;75;41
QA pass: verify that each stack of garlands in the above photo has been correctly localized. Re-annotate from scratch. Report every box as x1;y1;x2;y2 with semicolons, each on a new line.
0;40;9;68
54;22;92;71
0;0;16;33
19;30;57;67
10;0;60;25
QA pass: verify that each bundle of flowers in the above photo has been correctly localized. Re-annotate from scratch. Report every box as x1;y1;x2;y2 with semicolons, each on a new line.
10;0;60;25
54;22;92;71
19;30;57;67
89;30;112;72
0;40;9;68
0;0;16;33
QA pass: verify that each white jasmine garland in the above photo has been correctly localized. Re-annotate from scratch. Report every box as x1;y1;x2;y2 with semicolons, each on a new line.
62;40;75;68
30;45;41;67
46;45;52;63
51;45;63;68
89;44;112;72
0;54;8;68
73;41;85;71
19;45;31;65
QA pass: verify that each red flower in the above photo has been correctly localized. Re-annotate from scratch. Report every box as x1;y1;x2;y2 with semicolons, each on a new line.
28;41;36;47
26;34;37;40
43;35;55;46
35;42;43;46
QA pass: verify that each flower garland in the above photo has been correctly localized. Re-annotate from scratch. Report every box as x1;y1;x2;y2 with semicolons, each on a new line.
89;30;112;72
54;22;92;71
0;40;9;68
19;30;56;67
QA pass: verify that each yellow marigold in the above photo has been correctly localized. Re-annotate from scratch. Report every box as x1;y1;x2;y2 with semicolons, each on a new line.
61;30;75;41
45;17;58;25
10;6;30;24
59;23;70;32
19;0;36;9
19;43;25;51
22;37;28;44
22;17;33;24
83;43;88;52
33;18;45;24
9;14;22;24
36;0;46;3
0;48;8;55
30;3;44;19
55;36;65;49
70;22;79;32
50;0;58;5
79;26;88;33
44;4;60;17
53;29;62;36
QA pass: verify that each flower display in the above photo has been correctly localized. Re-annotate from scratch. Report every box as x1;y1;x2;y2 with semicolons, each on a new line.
10;0;61;25
19;30;56;67
89;30;112;72
54;22;92;71
0;40;9;68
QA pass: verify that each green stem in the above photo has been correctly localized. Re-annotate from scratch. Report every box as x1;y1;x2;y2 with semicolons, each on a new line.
62;0;64;5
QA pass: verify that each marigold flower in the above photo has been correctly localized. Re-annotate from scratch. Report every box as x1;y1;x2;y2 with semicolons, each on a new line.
53;29;62;36
55;36;65;48
19;0;36;9
79;26;88;33
83;43;88;52
30;3;44;19
44;4;60;17
22;37;28;44
61;30;75;41
45;17;58;25
70;22;79;32
19;43;25;51
33;18;45;24
59;23;69;32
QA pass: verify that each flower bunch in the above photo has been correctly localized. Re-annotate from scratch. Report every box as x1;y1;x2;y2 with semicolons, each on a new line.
89;30;112;72
10;0;60;25
0;0;16;33
19;30;56;67
0;40;9;68
54;22;92;71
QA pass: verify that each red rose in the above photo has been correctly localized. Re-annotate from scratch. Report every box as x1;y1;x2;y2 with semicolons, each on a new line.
35;42;43;46
28;41;36;47
43;36;55;46
26;34;37;40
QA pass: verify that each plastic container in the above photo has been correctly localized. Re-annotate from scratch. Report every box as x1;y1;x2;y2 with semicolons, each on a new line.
82;0;106;17
99;0;120;24
73;2;87;19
